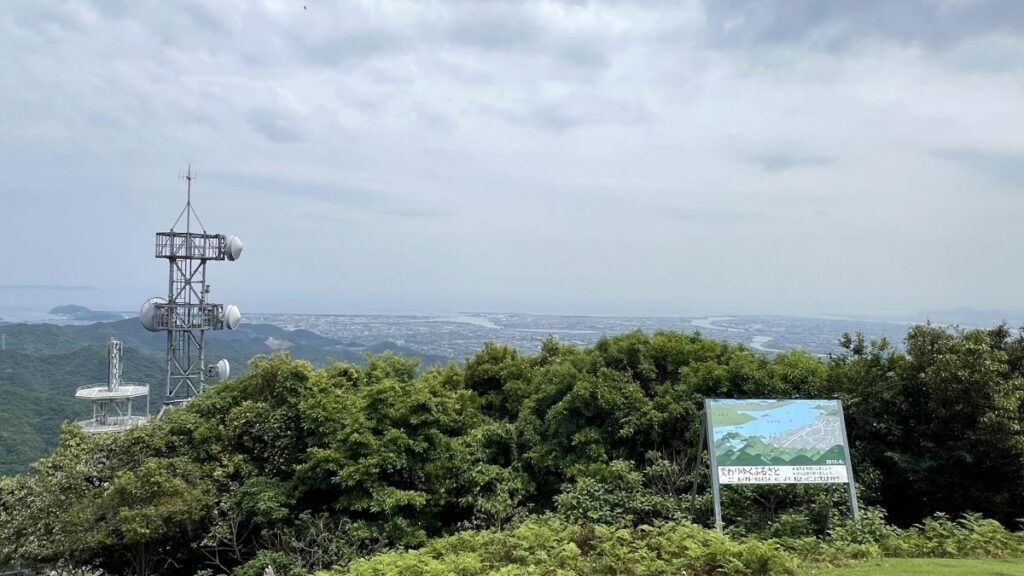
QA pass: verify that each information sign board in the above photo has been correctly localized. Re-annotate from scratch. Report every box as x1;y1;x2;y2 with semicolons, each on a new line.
703;398;859;527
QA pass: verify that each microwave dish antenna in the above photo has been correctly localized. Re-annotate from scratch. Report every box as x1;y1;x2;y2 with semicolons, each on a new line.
140;166;243;406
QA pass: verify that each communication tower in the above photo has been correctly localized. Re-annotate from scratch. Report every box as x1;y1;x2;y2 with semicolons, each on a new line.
140;168;243;406
75;339;149;432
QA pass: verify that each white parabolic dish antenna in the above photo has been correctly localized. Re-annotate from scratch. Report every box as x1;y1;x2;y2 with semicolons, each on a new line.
139;297;166;332
222;304;242;330
226;235;243;261
204;358;231;380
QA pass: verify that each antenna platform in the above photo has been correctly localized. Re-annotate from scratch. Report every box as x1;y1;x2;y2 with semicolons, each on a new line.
75;339;149;432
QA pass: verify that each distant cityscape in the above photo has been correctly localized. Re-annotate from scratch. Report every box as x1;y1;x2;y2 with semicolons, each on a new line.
240;313;916;359
5;305;1023;360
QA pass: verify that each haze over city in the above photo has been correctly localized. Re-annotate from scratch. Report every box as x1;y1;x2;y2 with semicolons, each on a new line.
4;1;1024;317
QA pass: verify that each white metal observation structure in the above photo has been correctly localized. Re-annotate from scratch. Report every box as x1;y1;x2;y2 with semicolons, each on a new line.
75;339;149;433
140;168;243;406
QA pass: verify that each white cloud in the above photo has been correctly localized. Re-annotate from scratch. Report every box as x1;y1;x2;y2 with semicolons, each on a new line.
2;0;1024;316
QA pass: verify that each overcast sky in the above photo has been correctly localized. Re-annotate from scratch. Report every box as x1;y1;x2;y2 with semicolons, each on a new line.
2;0;1024;317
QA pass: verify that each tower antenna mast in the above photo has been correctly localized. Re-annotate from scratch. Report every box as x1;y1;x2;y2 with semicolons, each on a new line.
140;168;244;408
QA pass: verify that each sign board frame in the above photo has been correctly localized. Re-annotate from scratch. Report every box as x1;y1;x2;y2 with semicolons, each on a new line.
703;398;859;529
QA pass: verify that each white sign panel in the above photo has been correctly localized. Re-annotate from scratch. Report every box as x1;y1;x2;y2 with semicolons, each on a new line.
717;465;849;485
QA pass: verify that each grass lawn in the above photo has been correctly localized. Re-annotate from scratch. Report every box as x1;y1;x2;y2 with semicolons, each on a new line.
807;558;1024;575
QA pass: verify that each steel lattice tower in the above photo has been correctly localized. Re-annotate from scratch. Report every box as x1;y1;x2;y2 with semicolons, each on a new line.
141;168;243;406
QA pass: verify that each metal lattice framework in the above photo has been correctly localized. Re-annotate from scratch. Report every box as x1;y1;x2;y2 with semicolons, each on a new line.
75;339;149;433
141;168;242;407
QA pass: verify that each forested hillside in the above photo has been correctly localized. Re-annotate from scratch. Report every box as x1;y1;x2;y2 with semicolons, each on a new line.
0;344;162;475
2;325;1023;575
0;319;446;474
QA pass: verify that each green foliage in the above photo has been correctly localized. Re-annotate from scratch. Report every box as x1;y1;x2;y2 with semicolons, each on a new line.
0;425;104;570
722;484;850;538
555;461;660;526
1;353;487;574
331;517;798;576
3;325;1024;575
829;325;1024;526
457;423;532;531
322;512;1024;576
880;514;1024;559
827;507;901;549
822;509;1024;563
463;343;529;419
296;357;482;547
232;551;304;576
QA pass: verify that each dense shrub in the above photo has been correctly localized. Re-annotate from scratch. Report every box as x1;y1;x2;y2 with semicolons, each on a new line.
881;514;1024;559
328;517;798;576
327;511;1024;576
3;325;1024;575
231;551;304;576
820;509;1024;562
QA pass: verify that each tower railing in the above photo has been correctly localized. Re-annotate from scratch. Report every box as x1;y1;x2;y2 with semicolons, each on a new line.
155;232;230;260
146;302;226;331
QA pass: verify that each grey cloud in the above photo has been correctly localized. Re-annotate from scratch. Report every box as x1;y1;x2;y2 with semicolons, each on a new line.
703;0;1024;50
528;103;586;131
493;90;650;132
245;109;306;144
86;0;227;47
279;4;611;77
748;152;835;173
554;40;609;71
204;171;433;218
517;101;641;132
446;6;543;51
941;36;1024;74
207;171;378;203
436;4;614;75
933;148;1024;191
294;29;411;67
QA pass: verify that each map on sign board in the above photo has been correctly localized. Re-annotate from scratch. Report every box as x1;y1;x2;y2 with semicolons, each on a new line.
707;399;851;485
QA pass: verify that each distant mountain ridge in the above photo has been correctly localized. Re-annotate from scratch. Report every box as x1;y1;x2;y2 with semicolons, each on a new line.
0;315;442;366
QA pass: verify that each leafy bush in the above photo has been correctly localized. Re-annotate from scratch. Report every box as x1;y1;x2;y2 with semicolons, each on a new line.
328;517;798;576
823;509;1024;561
232;550;303;576
827;506;900;548
555;460;664;526
323;511;1024;576
6;325;1024;575
881;513;1024;559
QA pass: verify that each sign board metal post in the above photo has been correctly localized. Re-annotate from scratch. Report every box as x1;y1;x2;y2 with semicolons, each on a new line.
704;398;724;530
836;400;860;523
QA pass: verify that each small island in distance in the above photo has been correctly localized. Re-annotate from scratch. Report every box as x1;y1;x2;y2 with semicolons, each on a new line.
48;304;125;323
